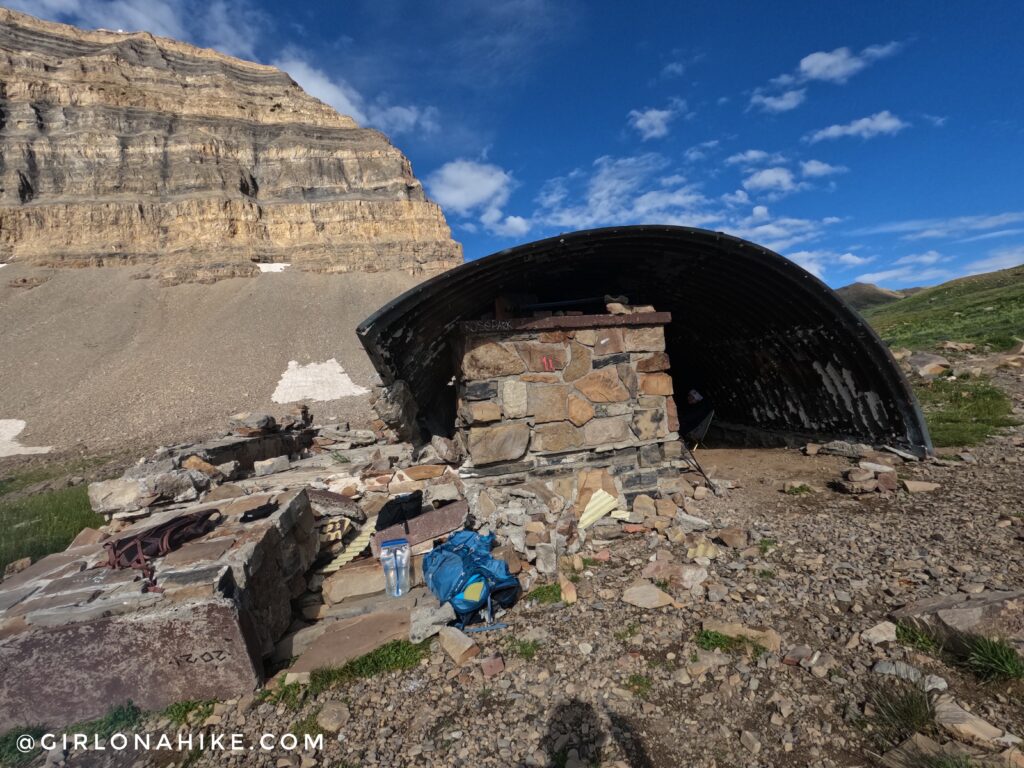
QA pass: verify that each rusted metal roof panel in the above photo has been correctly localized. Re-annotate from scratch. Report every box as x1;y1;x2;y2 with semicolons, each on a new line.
357;225;932;455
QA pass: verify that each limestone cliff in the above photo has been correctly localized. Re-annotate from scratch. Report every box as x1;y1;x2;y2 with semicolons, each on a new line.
0;8;462;279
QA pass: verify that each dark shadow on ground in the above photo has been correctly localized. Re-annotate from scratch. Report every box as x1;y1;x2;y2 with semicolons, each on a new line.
530;698;653;768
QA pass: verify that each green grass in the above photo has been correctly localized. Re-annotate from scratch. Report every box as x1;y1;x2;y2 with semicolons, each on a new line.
0;703;142;766
758;538;778;555
292;709;326;739
758;569;776;580
581;557;602;568
75;702;143;740
0;486;104;574
895;622;942;655
0;456;108;497
864;264;1024;351
653;578;670;591
527;583;562;605
695;630;765;658
961;636;1024;681
307;640;429;696
626;673;652;698
0;725;45;767
258;679;305;711
614;622;639;641
864;681;934;748
914;377;1018;447
162;700;215;726
784;484;813;495
508;638;541;660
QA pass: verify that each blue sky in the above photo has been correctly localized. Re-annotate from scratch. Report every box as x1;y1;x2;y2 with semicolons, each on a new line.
20;0;1024;288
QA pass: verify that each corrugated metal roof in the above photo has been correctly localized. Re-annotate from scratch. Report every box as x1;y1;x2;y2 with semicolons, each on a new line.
357;225;931;455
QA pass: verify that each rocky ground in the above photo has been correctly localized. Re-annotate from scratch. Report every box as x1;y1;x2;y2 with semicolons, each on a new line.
33;367;1021;768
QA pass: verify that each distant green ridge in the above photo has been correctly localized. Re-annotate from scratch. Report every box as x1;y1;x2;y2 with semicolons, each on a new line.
863;264;1024;351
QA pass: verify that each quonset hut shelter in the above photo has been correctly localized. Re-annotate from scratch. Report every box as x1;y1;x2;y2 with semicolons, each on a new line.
357;226;932;472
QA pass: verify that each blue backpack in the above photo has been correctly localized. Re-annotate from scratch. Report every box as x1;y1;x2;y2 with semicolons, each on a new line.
423;530;521;627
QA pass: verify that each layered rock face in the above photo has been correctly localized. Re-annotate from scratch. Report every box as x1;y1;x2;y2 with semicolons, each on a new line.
0;8;462;278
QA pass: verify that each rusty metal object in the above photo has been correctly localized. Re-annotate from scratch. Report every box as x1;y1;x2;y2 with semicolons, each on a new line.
356;225;932;455
104;509;222;590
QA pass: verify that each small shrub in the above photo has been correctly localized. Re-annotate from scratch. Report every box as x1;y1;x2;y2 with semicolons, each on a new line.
962;636;1024;681
695;630;765;658
784;484;813;495
864;681;934;748
758;538;778;555
528;583;562;605
626;673;652;698
614;622;639;641
508;638;541;661
653;578;670;591
895;622;942;654
758;569;776;580
581;557;602;568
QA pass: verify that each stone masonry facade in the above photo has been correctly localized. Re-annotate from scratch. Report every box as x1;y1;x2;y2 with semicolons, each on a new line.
455;312;684;497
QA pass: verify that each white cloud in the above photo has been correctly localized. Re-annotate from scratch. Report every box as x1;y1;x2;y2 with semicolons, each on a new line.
784;249;873;277
958;228;1024;243
16;0;263;59
743;167;797;193
962;246;1024;275
661;61;685;78
684;140;719;163
273;55;439;136
798;41;901;83
746;41;902;115
894;250;946;266
749;88;806;113
854;211;1024;240
627;99;686;140
724;149;786;167
855;265;952;287
923;114;948;127
806;110;909;143
801;159;848;177
426;159;529;237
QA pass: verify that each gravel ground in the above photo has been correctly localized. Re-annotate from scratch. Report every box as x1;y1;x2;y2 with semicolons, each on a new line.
0;266;419;455
40;368;1023;768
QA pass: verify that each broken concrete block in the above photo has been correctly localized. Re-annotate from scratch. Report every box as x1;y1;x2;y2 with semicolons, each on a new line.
409;601;456;644
438;626;480;665
254;456;290;476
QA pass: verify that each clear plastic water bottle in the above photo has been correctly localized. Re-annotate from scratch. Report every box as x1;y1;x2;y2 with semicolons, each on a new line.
379;538;411;597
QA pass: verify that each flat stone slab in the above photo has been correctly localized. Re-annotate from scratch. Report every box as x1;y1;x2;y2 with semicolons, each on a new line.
0;598;260;731
285;611;411;683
